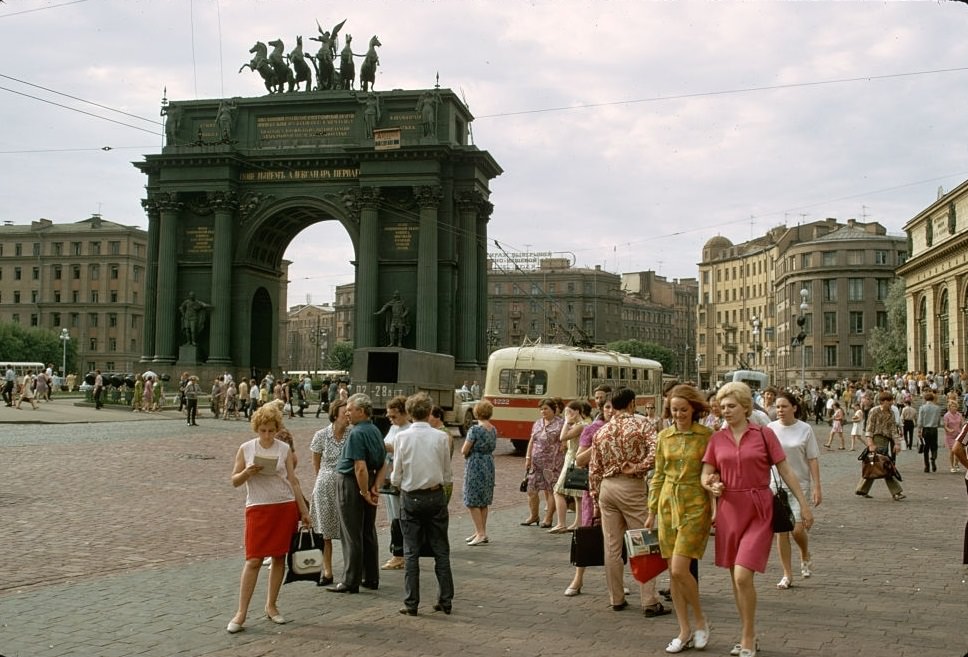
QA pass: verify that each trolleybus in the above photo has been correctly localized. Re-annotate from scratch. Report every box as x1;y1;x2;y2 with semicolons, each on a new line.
483;344;664;452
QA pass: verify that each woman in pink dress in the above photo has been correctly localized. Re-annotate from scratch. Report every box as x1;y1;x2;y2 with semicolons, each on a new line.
521;398;565;527
701;382;812;657
943;399;965;473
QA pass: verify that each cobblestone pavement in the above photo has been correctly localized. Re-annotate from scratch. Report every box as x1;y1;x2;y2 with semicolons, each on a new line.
1;409;965;657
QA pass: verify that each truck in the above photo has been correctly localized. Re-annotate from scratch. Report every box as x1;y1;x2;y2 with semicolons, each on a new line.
350;347;476;435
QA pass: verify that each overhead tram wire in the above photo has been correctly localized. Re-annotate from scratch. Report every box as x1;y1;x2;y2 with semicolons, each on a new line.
0;73;162;126
0;0;90;19
0;85;160;135
474;66;968;120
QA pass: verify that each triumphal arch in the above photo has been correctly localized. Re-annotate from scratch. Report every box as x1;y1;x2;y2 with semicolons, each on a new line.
136;82;501;377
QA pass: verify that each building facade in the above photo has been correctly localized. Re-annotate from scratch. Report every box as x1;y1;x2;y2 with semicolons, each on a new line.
622;271;699;377
284;303;335;374
699;218;907;389
0;216;148;374
898;182;968;374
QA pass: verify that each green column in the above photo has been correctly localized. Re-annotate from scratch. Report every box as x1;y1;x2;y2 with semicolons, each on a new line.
153;195;181;362
140;200;159;362
415;186;441;352
355;188;381;347
456;192;479;368
477;200;493;364
208;192;237;364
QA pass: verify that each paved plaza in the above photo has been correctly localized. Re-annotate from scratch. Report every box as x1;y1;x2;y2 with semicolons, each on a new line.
0;401;965;657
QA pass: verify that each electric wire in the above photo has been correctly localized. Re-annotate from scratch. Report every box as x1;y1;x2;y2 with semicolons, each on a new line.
0;73;161;125
0;85;160;135
0;0;90;19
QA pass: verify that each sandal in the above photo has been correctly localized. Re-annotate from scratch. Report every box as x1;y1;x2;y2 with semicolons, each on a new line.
776;576;792;589
644;602;671;618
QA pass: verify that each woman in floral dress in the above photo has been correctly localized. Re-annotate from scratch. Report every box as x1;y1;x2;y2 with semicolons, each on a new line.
462;400;498;545
521;398;565;527
309;399;349;585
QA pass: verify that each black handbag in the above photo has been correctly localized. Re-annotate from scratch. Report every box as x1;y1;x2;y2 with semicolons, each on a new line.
759;428;795;533
563;466;589;491
284;527;324;584
771;470;795;533
519;470;529;493
570;524;605;567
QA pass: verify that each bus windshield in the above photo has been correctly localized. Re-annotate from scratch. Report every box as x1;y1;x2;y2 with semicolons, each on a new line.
498;368;548;395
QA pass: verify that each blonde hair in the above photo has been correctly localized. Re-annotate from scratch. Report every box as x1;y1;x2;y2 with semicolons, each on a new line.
716;382;753;417
250;401;284;432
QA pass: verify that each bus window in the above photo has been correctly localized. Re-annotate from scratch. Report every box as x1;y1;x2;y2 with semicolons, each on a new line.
620;367;627;380
499;369;549;395
577;365;591;398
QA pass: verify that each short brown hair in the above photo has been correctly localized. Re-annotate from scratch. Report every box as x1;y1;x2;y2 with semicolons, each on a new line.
474;399;493;420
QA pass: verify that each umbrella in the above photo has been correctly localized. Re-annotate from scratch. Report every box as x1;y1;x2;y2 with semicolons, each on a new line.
142;370;158;380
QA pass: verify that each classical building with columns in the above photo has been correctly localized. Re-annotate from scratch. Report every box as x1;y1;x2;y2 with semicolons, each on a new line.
897;182;968;374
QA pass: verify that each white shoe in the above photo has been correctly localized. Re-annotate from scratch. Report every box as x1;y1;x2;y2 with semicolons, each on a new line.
564;586;581;597
665;635;694;653
776;576;791;589
226;620;244;633
801;560;812;578
693;625;709;649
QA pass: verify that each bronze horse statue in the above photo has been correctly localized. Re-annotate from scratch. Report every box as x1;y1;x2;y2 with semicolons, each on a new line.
359;35;381;92
239;41;281;93
288;36;312;92
267;39;295;93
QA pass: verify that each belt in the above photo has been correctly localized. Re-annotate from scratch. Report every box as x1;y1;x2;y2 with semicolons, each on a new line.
408;484;442;493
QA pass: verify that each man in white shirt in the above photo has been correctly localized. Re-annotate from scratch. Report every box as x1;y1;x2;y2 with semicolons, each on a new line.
391;392;454;615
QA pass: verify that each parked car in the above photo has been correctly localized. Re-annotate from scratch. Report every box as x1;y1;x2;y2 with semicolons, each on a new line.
450;389;477;437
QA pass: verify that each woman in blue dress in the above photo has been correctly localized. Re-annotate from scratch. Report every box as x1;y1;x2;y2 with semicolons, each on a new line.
462;400;497;546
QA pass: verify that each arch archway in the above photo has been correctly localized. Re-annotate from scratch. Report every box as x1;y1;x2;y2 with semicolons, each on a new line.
939;288;950;371
136;89;501;380
918;296;928;374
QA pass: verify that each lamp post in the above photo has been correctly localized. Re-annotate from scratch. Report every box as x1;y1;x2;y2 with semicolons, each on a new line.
798;288;809;390
751;315;760;368
59;328;70;382
695;353;703;389
309;323;329;377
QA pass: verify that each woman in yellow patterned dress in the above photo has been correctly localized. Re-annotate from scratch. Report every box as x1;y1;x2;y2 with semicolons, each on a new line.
646;384;714;654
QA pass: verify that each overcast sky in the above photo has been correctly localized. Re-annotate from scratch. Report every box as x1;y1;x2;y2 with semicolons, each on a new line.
3;0;968;308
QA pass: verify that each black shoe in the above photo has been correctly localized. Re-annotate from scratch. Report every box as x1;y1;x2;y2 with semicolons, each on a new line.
327;583;359;593
433;603;452;615
317;575;334;586
399;607;418;616
361;580;379;590
854;491;872;498
611;600;628;611
924;467;930;473
644;602;672;618
931;461;937;472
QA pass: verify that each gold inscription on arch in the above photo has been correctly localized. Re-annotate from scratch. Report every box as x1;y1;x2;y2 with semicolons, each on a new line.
257;113;355;143
240;168;360;182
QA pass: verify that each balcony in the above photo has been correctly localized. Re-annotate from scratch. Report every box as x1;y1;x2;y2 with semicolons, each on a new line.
722;323;737;333
723;344;738;354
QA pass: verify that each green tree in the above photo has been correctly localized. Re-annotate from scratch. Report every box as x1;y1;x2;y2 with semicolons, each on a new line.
866;278;907;373
0;323;77;373
606;339;678;374
327;341;354;371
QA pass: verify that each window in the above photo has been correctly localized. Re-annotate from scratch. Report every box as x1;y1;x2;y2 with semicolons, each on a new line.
567;282;575;293
822;279;837;302
30;313;38;326
847;250;864;265
72;265;80;280
12;313;19;324
875;250;887;265
32;243;40;256
54;291;61;302
493;284;501;295
800;254;811;268
876;279;889;301
70;313;79;327
110;290;118;303
52;242;63;256
110;264;119;279
71;242;81;255
15;243;22;256
848;278;864;301
90;291;98;303
105;361;115;371
849;311;864;334
90;241;101;255
14;267;21;280
13;291;20;303
72;291;79;302
822;252;836;266
108;338;117;352
90;264;99;280
108;313;117;327
31;290;38;303
53;265;62;280
110;241;121;255
824;345;837;367
497;368;549;395
850;345;864;367
89;313;98;327
52;312;61;327
89;338;97;350
824;312;837;334
876;311;888;329
32;267;39;280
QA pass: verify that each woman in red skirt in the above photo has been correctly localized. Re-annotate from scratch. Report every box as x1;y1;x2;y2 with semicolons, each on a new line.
227;403;310;633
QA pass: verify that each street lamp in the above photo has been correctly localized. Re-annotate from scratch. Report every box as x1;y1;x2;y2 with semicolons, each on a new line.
798;288;809;390
751;315;760;368
695;353;703;389
59;328;70;383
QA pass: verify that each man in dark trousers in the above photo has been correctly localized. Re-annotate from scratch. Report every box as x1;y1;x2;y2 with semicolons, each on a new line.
390;392;454;615
329;393;387;593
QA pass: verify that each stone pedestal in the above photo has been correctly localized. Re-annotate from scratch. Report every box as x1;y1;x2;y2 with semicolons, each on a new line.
178;344;201;365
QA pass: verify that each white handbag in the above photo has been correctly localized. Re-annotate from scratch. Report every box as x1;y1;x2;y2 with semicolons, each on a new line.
288;528;323;576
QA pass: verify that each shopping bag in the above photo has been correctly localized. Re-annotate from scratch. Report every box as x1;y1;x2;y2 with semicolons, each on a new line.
284;527;324;584
570;524;605;567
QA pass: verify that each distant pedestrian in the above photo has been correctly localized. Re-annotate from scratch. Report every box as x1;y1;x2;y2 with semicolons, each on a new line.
184;376;200;426
952;423;968;565
462;400;497;545
93;370;104;410
943;400;964;473
856;391;905;500
16;371;39;410
918;391;943;473
143;375;154;413
132;375;144;412
2;366;14;407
